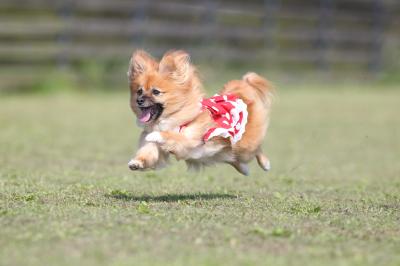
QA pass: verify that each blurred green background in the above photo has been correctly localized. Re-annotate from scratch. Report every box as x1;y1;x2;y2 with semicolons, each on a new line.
0;0;399;93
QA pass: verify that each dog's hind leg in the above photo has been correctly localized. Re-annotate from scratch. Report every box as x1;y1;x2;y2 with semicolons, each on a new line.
256;151;271;171
230;161;250;176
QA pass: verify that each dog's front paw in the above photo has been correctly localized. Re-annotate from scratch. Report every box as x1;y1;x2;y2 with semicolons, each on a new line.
145;132;164;143
128;159;144;171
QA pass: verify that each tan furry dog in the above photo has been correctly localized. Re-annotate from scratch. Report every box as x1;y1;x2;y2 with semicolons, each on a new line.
127;50;273;175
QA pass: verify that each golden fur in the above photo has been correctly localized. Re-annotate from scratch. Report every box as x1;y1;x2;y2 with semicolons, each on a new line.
127;50;274;175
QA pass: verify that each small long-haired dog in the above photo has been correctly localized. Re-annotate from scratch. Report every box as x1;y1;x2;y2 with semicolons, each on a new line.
127;50;274;175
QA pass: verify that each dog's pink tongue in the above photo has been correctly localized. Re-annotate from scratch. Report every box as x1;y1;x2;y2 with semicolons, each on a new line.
139;111;151;123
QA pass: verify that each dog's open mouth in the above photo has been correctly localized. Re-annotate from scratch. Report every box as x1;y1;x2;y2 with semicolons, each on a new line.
139;104;163;123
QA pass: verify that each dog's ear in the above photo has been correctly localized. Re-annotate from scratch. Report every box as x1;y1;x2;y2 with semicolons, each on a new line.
159;50;191;84
128;50;157;80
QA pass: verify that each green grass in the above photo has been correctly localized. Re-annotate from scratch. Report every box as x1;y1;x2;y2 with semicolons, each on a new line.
0;86;399;266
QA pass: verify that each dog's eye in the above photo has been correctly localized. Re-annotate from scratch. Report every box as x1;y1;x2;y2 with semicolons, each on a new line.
137;87;143;95
152;88;161;96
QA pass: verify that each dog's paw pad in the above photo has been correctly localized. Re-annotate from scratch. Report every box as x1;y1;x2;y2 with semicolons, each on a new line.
145;132;164;143
128;159;144;170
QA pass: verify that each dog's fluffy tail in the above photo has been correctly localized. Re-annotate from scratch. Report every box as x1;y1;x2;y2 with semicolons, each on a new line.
242;72;274;107
220;72;274;166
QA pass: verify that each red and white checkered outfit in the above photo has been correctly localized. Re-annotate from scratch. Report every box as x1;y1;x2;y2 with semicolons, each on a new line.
180;94;248;144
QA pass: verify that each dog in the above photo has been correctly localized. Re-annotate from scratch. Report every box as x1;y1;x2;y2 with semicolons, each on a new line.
127;50;273;175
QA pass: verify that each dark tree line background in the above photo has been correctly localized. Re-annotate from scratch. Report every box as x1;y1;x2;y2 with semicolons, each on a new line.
0;0;399;90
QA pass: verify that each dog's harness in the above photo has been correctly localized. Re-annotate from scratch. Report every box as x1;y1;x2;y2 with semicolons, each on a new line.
179;94;248;144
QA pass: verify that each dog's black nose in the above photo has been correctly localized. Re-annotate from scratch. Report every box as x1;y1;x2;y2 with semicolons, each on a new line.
137;98;145;106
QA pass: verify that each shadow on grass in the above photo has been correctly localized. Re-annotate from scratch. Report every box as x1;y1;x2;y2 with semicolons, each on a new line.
106;190;237;202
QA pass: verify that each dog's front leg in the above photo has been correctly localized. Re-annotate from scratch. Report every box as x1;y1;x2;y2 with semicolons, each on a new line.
145;131;201;160
128;131;168;170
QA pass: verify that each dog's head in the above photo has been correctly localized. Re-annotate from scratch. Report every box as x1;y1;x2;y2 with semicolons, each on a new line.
128;50;201;125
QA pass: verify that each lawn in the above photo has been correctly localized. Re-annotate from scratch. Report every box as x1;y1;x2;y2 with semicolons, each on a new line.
0;86;399;266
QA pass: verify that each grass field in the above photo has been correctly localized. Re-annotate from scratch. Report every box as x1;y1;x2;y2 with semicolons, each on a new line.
0;86;399;266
